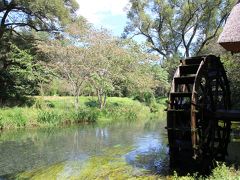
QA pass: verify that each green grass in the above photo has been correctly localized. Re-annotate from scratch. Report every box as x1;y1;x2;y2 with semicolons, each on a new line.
172;163;240;180
0;96;166;130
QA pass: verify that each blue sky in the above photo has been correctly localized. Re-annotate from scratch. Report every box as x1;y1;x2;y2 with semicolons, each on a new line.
76;0;130;37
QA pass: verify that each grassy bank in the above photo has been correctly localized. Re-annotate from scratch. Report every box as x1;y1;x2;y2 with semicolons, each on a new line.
0;96;166;130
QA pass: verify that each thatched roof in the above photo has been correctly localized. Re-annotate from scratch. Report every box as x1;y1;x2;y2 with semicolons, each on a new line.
218;1;240;52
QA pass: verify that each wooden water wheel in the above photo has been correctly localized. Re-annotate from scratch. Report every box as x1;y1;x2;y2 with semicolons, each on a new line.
167;55;232;165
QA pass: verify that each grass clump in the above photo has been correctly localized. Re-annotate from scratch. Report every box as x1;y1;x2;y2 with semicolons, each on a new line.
0;108;28;129
37;110;62;124
207;163;240;180
74;107;100;123
172;163;240;180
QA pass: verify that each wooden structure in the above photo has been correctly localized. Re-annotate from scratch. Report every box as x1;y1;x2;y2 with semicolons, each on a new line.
218;1;240;52
166;55;240;165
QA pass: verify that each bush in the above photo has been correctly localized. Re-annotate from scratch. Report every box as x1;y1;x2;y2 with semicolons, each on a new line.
14;110;27;127
0;115;3;129
208;163;240;180
0;108;27;128
74;108;100;122
35;98;55;109
37;110;62;124
133;92;155;106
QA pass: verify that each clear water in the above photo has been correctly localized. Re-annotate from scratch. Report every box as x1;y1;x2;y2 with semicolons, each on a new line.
0;119;239;179
0;119;169;178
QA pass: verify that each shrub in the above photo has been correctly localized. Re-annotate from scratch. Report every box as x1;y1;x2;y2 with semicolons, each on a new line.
133;92;155;106
13;110;27;127
74;108;100;122
0;114;3;129
35;98;55;109
37;110;62;124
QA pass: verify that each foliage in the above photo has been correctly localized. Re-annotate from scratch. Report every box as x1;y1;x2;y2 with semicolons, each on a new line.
0;37;45;105
37;110;62;124
38;23;162;109
0;108;28;129
124;0;235;58
151;64;170;96
0;96;160;130
221;54;240;108
74;107;100;122
0;0;79;39
207;163;240;180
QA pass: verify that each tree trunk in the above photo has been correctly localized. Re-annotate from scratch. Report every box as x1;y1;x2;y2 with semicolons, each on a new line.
74;88;80;111
185;47;190;58
97;88;104;109
0;29;4;40
103;93;107;108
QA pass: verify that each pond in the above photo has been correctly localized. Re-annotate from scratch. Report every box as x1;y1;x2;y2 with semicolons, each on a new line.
0;118;239;179
0;118;169;179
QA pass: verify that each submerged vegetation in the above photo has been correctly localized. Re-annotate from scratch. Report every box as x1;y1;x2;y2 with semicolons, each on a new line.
15;145;240;180
16;146;160;180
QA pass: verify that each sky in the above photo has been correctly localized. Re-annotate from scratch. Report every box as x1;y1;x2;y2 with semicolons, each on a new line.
76;0;130;37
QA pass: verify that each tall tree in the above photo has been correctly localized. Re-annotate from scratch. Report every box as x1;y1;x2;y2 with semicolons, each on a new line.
37;18;93;109
0;35;45;105
0;0;79;39
124;0;235;58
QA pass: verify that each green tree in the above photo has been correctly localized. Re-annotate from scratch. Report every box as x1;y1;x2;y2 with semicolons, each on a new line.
0;0;79;39
151;64;169;96
124;0;234;58
37;18;92;109
0;37;44;105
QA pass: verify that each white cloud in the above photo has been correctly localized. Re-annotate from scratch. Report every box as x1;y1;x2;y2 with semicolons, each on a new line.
76;0;129;24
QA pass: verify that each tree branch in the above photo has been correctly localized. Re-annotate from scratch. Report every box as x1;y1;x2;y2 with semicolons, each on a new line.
196;12;228;55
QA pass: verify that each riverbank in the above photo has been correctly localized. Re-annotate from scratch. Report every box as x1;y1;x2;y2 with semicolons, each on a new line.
0;96;166;130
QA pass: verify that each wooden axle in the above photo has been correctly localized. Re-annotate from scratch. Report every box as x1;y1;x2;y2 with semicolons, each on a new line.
212;110;240;122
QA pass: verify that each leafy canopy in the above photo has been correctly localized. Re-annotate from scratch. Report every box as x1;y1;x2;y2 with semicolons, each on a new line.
0;0;79;38
124;0;235;58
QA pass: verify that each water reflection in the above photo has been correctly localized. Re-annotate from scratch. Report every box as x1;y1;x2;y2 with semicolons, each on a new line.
126;133;169;175
0;120;168;178
227;125;240;166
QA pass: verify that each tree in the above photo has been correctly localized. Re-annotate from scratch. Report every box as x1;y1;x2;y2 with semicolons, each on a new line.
87;34;159;109
124;0;235;58
0;35;45;105
151;64;169;96
0;0;79;39
38;40;91;110
36;18;93;109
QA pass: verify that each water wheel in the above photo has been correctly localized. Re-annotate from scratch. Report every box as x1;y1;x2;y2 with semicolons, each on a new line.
167;55;231;166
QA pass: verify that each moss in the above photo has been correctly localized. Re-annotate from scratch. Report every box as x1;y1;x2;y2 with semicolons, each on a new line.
15;146;162;180
16;162;65;180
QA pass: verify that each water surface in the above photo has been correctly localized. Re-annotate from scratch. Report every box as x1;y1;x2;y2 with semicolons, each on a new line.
0;119;169;179
0;119;239;179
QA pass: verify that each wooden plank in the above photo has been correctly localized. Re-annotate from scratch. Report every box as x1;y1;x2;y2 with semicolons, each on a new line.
174;76;195;85
180;65;199;75
213;110;240;121
181;57;204;65
170;92;192;98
